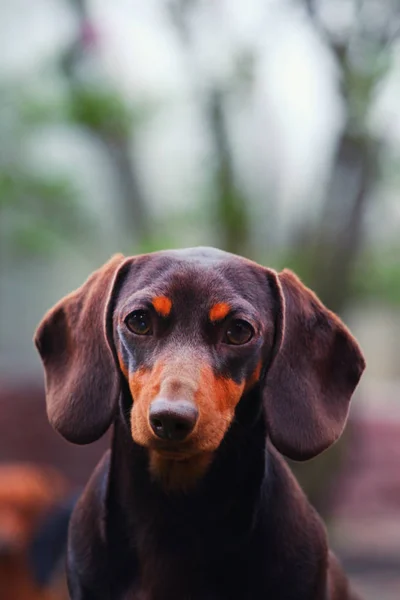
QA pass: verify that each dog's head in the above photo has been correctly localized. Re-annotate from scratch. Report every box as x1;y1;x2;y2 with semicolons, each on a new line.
35;248;365;489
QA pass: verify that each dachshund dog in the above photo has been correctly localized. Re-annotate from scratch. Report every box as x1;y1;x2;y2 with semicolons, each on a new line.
34;247;365;600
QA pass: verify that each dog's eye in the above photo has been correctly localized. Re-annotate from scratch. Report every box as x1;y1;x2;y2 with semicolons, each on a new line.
223;320;254;345
125;310;153;335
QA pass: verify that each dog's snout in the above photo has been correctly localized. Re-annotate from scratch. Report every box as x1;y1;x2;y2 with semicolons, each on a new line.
149;399;198;441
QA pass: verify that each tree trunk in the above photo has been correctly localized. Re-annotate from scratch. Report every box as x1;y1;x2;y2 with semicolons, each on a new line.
310;132;378;313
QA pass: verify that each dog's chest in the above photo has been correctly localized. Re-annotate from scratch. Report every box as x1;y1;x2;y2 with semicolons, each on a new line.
123;585;231;600
121;560;214;600
119;550;259;600
122;577;219;600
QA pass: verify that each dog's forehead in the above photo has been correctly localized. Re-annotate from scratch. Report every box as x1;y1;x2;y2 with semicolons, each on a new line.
118;247;267;308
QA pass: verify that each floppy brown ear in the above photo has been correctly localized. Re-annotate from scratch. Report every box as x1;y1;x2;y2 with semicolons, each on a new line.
264;269;365;461
34;254;129;445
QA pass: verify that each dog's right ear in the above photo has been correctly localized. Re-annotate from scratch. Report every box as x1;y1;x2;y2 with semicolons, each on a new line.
34;254;134;445
263;269;365;461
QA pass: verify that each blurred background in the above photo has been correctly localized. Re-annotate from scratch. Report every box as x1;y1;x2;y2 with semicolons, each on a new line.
0;0;399;598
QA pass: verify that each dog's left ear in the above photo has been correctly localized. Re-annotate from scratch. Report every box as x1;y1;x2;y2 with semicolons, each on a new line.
263;269;365;461
34;254;133;445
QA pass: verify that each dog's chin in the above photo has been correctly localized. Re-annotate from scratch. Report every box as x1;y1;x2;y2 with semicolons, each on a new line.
148;450;213;493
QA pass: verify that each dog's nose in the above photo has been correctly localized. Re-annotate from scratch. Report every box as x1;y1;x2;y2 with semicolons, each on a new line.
149;399;198;441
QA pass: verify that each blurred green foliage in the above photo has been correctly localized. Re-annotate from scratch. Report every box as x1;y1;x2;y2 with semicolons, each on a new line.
0;84;90;258
0;169;84;256
0;77;154;258
269;245;400;309
353;249;400;306
68;87;132;138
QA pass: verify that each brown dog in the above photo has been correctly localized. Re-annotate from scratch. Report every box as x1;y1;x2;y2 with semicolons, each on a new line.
0;464;70;600
35;247;365;599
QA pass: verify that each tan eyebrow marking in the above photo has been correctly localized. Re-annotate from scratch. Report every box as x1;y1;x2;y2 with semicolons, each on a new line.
152;296;172;317
209;302;231;322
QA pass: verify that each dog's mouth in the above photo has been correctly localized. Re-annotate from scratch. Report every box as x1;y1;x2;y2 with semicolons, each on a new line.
148;437;197;459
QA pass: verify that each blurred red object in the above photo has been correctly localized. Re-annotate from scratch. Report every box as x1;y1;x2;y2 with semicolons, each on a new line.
0;463;70;600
